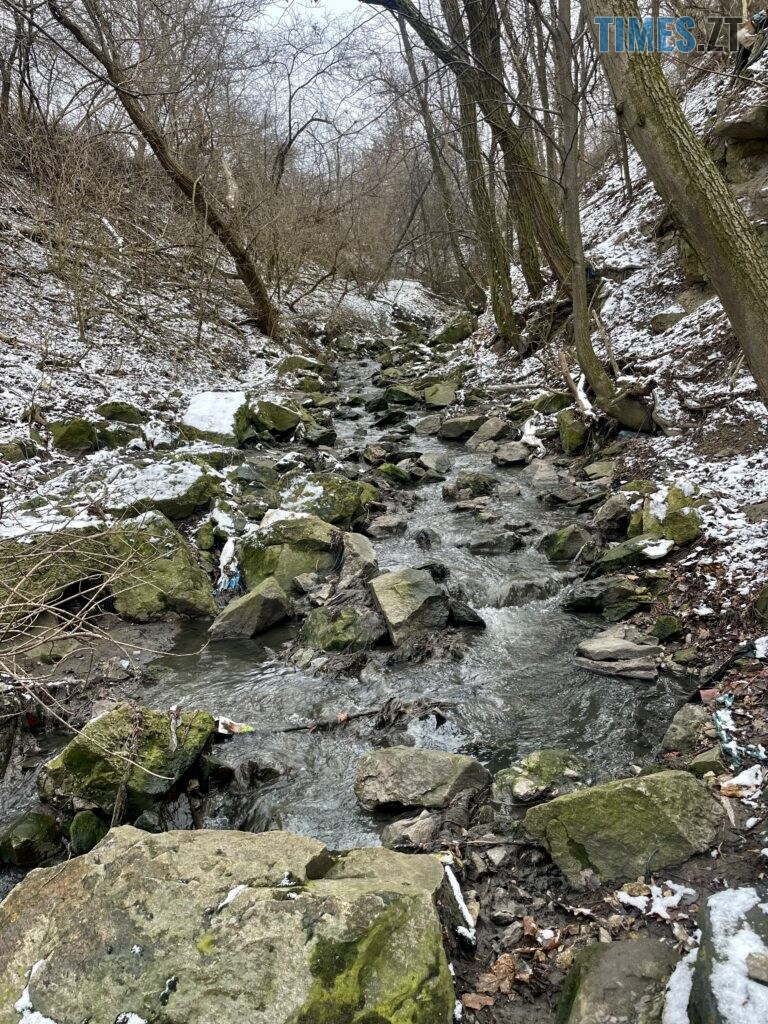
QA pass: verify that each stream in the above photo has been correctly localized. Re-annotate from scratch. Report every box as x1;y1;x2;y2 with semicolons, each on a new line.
145;355;691;849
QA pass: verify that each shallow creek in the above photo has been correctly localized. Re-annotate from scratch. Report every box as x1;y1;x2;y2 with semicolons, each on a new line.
146;356;690;849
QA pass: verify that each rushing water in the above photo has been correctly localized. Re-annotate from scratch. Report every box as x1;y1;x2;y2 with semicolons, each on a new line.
144;356;691;849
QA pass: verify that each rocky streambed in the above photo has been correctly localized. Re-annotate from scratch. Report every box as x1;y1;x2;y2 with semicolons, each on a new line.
1;316;766;1023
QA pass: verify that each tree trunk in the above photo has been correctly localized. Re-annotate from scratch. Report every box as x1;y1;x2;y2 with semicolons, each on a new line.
553;4;652;430
47;0;280;338
584;0;768;407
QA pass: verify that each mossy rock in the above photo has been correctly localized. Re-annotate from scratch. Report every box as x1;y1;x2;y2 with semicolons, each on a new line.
0;437;37;462
424;382;456;408
252;399;302;434
542;524;593;561
37;702;215;815
280;472;379;526
533;391;573;415
276;354;325;377
756;583;768;619
384;384;419;404
69;810;109;855
0;811;60;866
456;470;497;497
0;828;453;1023
239;514;341;592
595;534;675;573
376;462;411;485
651;614;684;640
209;577;290;639
625;482;703;546
100;459;220;520
50;417;101;452
300;604;385;652
557;408;588;454
493;749;590;806
0;514;215;627
97;422;145;449
429;313;477;347
180;391;252;446
95;400;146;424
524;770;725;886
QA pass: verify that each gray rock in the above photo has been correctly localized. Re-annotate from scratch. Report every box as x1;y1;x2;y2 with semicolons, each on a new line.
492;441;530;466
438;414;486;440
414;414;443;436
355;746;490;810
0;810;60;866
466;417;509;450
661;704;712;754
370;567;449;645
0;827;454;1023
558;935;678;1024
367;514;408;538
418;452;452;475
467;530;522;555
209;577;290;639
577;629;662;663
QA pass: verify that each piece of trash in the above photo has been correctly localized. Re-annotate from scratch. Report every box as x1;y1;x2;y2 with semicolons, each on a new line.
720;764;764;804
215;716;254;735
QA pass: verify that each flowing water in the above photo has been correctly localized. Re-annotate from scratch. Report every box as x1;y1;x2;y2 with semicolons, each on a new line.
145;356;691;849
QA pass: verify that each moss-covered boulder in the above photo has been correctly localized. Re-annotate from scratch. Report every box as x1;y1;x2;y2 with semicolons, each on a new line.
556;935;677;1024
370;567;449;646
557;408;588;454
424;382;456;408
430;312;477;347
0;437;38;462
180;391;252;445
596;534;675;573
252;399;302;434
651;614;684;640
50;417;100;452
524;770;725;886
0;827;453;1023
108;513;216;621
300;604;386;652
95;400;146;424
542;524;593;561
0;514;215;627
625;482;703;546
280;472;379;525
0;810;59;866
533;391;573;415
493;749;590;806
239;514;341;592
376;462;411;485
455;470;498;496
37;703;215;815
355;746;490;810
277;354;325;377
69;810;109;855
660;704;711;754
209;576;290;639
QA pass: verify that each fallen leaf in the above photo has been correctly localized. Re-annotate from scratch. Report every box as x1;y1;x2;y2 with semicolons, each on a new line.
462;992;495;1010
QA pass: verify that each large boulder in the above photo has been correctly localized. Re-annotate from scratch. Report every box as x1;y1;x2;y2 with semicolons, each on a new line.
101;459;219;520
280;472;379;525
557;935;678;1024
180;391;252;445
465;416;508;449
424;382;456;408
688;886;768;1024
50;416;100;452
0;514;216;627
595;534;675;573
562;575;653;622
209;576;290;639
438;414;486;440
625;482;703;547
369;567;449;645
542;524;593;561
430;312;477;347
355;746;490;810
0;828;453;1024
252;399;302;434
239;514;341;592
96;400;146;424
524;770;726;886
557;408;588;455
37;702;215;816
108;513;216;621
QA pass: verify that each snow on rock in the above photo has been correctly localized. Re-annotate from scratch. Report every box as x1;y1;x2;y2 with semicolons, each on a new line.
181;391;250;444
